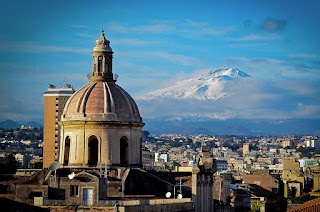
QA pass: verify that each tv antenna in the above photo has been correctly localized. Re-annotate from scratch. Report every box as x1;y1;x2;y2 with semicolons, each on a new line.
45;161;60;187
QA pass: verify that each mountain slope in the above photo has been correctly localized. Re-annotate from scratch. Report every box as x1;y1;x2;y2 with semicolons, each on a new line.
143;117;320;136
24;121;43;128
138;67;250;100
0;120;21;129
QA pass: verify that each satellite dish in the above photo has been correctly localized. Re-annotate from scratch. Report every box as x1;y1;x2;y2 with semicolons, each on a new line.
177;194;183;199
48;161;60;171
165;192;171;198
68;172;75;180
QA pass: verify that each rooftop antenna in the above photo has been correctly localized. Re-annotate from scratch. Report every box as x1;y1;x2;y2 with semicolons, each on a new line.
102;20;104;33
45;161;60;187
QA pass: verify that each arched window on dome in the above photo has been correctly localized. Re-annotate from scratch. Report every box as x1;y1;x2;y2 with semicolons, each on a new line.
64;136;70;165
88;136;99;166
98;56;103;76
120;136;128;166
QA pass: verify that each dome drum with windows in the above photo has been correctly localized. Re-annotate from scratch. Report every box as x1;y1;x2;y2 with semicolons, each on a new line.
59;29;144;168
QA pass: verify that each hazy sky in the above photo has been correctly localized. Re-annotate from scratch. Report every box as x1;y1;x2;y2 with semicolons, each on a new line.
0;0;319;122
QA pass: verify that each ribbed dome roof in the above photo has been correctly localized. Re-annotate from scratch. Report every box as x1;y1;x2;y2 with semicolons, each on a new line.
62;81;142;123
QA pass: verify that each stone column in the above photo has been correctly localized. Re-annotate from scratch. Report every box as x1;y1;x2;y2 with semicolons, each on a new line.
193;169;214;212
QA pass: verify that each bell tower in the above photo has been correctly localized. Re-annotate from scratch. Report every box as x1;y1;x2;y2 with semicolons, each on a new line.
90;28;114;82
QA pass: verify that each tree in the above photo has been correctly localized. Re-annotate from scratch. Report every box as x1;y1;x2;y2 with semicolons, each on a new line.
5;154;17;174
251;201;260;212
288;187;297;203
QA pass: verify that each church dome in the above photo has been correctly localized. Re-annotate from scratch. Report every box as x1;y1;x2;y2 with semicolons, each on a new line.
61;29;142;124
62;81;142;123
59;28;144;168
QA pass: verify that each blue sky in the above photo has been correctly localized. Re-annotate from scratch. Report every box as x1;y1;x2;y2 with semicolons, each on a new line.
0;0;319;123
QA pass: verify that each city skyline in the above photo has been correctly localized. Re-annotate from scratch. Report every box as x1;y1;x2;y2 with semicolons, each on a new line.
0;0;319;123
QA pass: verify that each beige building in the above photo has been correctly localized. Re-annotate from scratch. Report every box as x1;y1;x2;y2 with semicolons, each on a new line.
43;85;74;168
282;139;293;148
243;143;250;155
282;158;304;198
283;158;302;181
242;174;279;193
313;168;320;191
58;30;144;168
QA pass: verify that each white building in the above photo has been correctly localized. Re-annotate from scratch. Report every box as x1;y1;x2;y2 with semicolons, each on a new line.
142;148;155;170
155;152;169;163
305;137;320;148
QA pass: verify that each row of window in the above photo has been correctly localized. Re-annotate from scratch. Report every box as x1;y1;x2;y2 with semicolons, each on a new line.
56;97;68;101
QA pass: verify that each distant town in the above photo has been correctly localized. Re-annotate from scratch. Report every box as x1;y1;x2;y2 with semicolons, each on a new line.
1;123;320;210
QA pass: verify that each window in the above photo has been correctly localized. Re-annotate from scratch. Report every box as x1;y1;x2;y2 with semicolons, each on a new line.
70;185;79;197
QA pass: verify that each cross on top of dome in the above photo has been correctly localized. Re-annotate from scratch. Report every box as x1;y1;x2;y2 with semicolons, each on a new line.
93;23;112;52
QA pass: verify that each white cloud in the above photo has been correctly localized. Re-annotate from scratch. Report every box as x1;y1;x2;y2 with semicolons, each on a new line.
108;20;234;37
118;51;200;67
69;24;89;29
288;53;320;59
184;20;235;36
108;21;175;34
0;41;90;54
113;38;160;46
262;17;287;32
74;32;96;39
230;34;281;42
224;57;320;81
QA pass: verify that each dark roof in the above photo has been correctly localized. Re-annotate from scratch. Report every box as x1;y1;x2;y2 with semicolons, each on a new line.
287;198;320;212
247;184;277;198
0;197;49;211
44;90;74;94
288;180;302;184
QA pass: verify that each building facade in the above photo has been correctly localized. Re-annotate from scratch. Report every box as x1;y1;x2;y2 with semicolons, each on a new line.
243;143;250;155
43;85;74;168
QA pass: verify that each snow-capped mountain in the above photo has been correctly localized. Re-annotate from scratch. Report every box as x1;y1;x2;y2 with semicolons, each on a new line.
138;68;250;100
